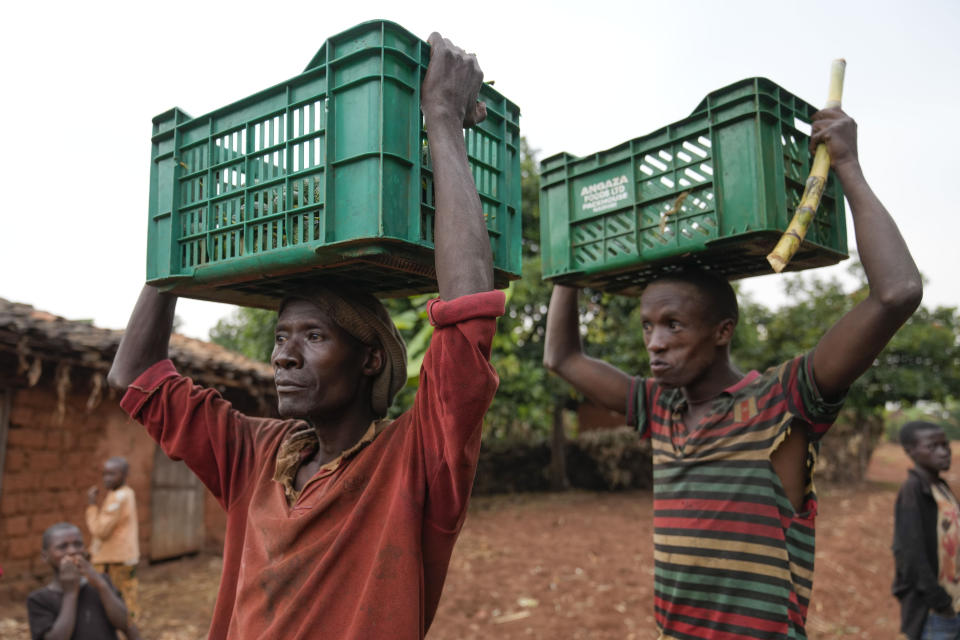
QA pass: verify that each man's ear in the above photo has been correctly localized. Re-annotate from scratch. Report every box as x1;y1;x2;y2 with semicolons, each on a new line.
715;318;736;346
362;346;385;377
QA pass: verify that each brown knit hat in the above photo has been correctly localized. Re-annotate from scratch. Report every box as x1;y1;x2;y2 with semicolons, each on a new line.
282;286;407;417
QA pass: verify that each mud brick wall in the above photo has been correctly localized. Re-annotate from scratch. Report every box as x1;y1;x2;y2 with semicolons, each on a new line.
0;383;156;600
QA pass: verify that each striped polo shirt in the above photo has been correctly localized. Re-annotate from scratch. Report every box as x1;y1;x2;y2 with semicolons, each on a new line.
626;353;844;640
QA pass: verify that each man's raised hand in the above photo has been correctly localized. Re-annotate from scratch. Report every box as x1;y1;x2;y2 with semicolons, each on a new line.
810;107;859;170
423;32;487;128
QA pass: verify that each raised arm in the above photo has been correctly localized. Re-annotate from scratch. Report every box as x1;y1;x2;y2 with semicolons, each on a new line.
809;109;922;400
543;285;633;413
107;285;254;507
85;489;129;540
85;500;122;540
107;285;177;389
38;560;81;640
422;32;494;300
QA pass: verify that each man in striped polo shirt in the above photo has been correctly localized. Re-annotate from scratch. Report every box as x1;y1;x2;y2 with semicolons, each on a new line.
544;107;922;639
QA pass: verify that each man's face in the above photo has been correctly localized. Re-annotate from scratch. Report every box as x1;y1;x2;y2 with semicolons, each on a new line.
639;281;727;388
272;299;375;421
102;461;125;490
43;528;85;572
909;429;951;475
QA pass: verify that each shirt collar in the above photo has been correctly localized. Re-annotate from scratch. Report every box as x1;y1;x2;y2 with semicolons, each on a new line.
273;419;389;504
908;466;940;495
667;371;756;417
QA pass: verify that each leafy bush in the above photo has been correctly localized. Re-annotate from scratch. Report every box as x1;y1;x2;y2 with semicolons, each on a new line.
566;427;652;491
473;427;652;495
884;399;960;443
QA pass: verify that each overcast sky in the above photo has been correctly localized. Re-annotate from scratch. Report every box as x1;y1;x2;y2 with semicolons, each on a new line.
2;0;957;339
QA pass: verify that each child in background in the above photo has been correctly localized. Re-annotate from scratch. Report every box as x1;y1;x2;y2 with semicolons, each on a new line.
86;456;140;620
893;421;960;639
26;522;138;640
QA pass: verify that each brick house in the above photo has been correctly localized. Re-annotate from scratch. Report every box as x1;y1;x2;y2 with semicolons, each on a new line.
0;297;276;600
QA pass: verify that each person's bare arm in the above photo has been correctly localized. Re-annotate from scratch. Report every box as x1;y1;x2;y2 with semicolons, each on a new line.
422;32;494;300
78;560;129;633
41;560;80;640
809;109;922;400
85;492;125;539
41;592;78;640
107;285;177;389
543;285;632;412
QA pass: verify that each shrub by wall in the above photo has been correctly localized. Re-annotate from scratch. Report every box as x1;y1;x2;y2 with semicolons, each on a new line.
473;427;652;494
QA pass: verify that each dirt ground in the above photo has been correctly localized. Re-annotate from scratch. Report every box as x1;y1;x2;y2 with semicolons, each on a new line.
2;441;953;639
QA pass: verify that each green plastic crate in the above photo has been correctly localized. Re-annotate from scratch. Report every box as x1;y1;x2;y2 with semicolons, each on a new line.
539;77;847;294
147;20;521;308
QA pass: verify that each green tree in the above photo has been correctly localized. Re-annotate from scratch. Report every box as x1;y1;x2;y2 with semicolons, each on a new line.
730;265;960;415
381;294;434;417
520;137;542;250
484;137;559;439
727;265;960;478
209;307;277;363
487;138;650;441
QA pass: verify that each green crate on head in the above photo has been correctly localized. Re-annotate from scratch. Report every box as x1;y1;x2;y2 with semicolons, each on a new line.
147;20;521;309
539;77;847;294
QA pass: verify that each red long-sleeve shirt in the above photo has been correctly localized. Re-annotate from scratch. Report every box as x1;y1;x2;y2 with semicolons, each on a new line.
120;291;504;639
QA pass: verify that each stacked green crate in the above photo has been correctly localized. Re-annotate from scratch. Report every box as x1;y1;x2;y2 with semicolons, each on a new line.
540;77;847;294
147;20;521;309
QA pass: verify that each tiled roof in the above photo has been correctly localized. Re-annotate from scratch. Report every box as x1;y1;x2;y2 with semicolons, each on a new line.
0;297;274;393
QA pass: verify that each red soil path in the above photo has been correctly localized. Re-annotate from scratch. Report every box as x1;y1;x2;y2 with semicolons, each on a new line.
3;442;954;639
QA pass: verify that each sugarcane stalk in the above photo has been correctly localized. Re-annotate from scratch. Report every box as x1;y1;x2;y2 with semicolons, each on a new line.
766;59;846;273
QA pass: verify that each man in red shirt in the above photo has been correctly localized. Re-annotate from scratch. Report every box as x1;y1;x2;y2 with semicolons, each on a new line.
108;33;503;640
